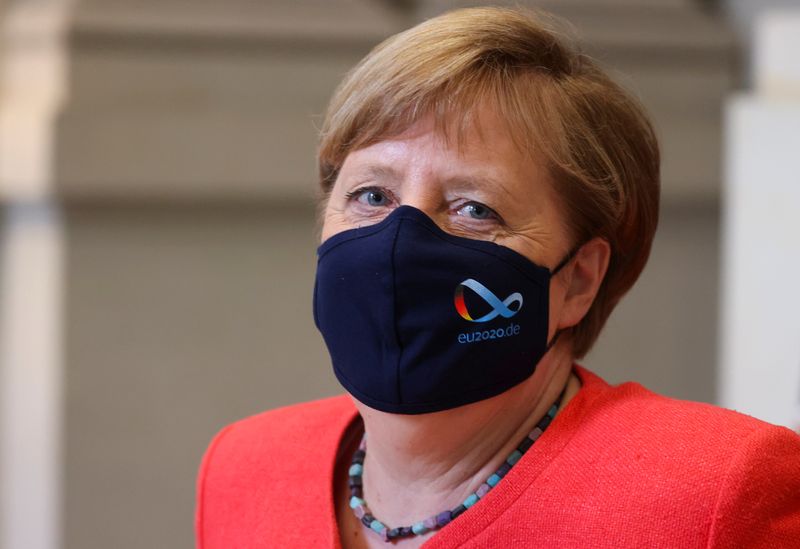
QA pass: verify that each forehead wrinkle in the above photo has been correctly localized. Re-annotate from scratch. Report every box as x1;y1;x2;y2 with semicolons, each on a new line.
344;164;401;188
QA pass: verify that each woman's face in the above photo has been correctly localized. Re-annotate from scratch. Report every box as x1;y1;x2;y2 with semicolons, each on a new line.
321;107;574;273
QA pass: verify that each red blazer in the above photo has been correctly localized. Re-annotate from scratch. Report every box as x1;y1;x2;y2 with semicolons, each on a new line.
196;367;800;548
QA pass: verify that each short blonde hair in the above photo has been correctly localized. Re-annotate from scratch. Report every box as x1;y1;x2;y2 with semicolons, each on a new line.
318;7;660;358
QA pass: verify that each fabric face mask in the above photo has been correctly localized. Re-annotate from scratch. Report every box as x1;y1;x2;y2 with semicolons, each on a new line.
313;205;574;414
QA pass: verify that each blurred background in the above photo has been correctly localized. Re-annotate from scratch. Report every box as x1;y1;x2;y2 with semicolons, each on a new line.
0;0;798;548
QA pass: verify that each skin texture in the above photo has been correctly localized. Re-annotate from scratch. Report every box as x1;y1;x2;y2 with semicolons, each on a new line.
322;107;610;549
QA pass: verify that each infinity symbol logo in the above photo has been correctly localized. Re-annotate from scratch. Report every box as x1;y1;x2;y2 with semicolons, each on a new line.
454;279;523;323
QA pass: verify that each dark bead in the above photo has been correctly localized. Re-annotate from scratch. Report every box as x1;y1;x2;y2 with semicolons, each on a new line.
361;514;375;527
348;476;362;488
398;526;414;537
352;450;366;464
387;528;402;540
517;436;534;453
450;504;467;519
497;463;512;477
539;414;553;429
351;486;363;498
436;511;452;527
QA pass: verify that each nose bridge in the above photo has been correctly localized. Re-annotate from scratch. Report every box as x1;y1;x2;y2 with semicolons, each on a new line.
399;172;445;226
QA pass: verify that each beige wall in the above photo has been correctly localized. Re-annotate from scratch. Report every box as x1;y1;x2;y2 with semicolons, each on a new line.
0;1;736;548
64;203;336;548
588;200;720;401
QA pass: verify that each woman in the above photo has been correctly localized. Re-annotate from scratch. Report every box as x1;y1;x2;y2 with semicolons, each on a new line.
196;7;800;548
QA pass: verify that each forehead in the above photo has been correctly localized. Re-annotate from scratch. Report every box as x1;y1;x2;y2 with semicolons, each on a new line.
338;107;546;187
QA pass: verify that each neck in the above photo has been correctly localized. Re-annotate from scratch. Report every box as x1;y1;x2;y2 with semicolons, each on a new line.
353;348;579;531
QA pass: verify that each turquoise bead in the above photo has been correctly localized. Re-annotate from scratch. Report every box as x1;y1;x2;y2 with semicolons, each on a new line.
463;493;479;508
507;450;523;465
349;496;365;509
343;392;565;542
348;463;363;477
411;522;429;535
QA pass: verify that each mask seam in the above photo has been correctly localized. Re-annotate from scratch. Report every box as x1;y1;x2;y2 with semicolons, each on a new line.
312;277;319;328
389;218;405;405
317;217;402;258
407;209;551;283
319;211;548;287
403;217;549;286
332;361;537;412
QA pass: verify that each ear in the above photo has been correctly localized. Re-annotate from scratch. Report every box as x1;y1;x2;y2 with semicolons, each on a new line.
554;237;611;331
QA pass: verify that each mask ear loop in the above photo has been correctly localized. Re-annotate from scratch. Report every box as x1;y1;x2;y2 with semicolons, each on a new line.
550;242;582;276
545;241;584;351
545;329;562;352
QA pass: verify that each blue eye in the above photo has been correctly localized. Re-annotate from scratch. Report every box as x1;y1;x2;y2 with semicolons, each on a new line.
353;189;389;207
459;202;494;220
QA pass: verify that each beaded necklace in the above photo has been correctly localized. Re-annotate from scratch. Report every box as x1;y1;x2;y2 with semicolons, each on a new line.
347;392;565;543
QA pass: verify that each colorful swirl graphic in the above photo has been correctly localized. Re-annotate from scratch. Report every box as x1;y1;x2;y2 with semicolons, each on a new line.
454;279;523;323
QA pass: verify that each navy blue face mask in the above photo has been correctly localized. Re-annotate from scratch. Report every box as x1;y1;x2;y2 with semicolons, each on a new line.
313;205;575;414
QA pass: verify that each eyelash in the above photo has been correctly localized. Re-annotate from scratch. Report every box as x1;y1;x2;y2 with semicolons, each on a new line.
344;186;503;224
344;186;389;203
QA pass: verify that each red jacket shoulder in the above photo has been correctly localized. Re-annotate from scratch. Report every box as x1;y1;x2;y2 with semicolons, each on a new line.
208;394;355;453
195;395;357;549
576;367;794;456
198;394;356;482
540;368;800;547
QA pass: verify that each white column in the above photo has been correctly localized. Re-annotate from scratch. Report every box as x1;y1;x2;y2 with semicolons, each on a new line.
0;205;63;549
720;10;800;430
0;2;73;548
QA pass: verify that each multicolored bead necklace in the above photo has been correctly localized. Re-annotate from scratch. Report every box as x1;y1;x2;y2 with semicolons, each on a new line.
347;393;564;542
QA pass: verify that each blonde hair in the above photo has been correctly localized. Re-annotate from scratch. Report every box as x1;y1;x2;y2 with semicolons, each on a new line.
317;7;660;358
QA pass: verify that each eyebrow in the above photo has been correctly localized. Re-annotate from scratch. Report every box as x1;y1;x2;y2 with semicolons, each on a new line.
350;165;401;185
349;164;515;200
443;173;515;200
